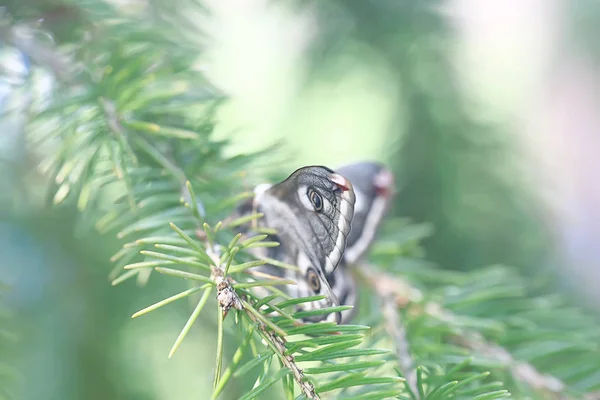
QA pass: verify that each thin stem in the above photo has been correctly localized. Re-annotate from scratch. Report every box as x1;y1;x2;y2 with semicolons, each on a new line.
382;296;419;398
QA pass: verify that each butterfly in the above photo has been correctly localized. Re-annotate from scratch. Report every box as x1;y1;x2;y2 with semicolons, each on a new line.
234;162;394;324
235;166;355;323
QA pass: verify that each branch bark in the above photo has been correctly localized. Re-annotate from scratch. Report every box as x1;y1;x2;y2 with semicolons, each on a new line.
382;295;419;398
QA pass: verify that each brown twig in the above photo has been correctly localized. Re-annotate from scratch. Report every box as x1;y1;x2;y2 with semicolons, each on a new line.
257;323;320;400
358;264;596;400
382;295;419;398
427;301;570;400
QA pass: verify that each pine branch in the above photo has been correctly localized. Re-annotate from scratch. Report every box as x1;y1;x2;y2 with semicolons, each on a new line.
359;263;599;399
430;303;567;399
121;215;398;399
248;313;320;399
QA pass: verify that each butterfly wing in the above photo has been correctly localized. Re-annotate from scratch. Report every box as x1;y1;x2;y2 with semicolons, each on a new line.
335;162;394;264
265;166;355;274
315;162;395;324
248;167;354;317
233;190;344;322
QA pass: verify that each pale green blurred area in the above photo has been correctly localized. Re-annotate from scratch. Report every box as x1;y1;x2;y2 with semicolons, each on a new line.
206;2;398;166
206;1;542;168
2;1;600;399
0;217;225;400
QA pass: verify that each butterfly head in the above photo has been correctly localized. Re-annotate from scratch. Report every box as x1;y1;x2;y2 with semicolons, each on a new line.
372;167;395;198
337;162;394;199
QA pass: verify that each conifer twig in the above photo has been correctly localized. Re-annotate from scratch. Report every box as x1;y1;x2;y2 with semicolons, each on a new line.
251;319;320;400
359;264;594;400
208;239;319;399
382;295;419;398
425;301;572;399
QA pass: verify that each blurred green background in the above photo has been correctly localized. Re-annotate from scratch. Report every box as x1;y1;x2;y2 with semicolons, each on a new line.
2;0;600;399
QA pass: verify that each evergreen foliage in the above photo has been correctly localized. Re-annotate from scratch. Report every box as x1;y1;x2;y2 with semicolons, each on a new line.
2;1;600;399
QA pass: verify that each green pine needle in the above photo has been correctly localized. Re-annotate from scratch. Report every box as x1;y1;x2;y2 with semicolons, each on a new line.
134;236;188;246
182;181;202;220
169;222;210;260
227;213;265;229
276;295;328;309
228;259;268;274
203;222;215;248
124;260;172;270
227;233;243;250
131;285;207;318
339;389;404;400
295;347;388;363
239;234;268;248
471;390;511;399
260;258;301;272
242;300;287;337
233;279;296;289
238;368;292;400
169;287;212;358
153;244;202;257
234;350;274;378
293;340;364;362
246;241;280;249
291;306;353;320
111;269;139;286
286;334;365;354
318;375;404;394
140;250;211;271
154;267;214;285
224;247;239;276
303;360;385;375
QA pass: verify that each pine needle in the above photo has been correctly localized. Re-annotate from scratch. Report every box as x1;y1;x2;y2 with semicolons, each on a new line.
169;287;212;358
